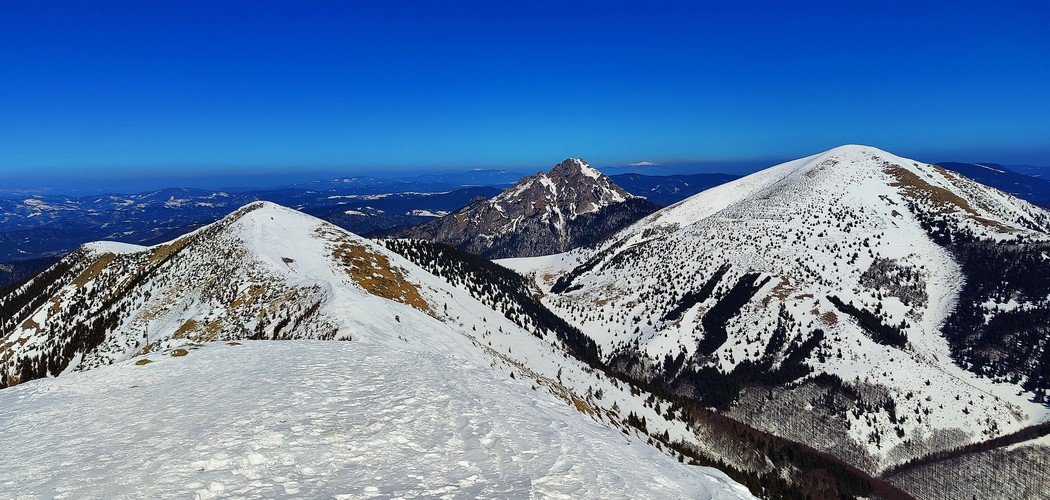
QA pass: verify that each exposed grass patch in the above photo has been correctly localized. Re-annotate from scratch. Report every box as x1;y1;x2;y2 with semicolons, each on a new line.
72;253;116;288
135;358;152;365
48;295;64;314
0;336;30;364
885;164;1006;230
20;317;41;332
147;237;191;264
571;396;595;415
319;228;433;316
232;285;267;308
196;319;224;342
171;348;188;357
173;319;198;339
762;277;793;306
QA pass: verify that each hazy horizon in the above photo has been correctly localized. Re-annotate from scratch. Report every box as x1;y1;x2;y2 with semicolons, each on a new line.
3;148;1049;197
2;2;1048;195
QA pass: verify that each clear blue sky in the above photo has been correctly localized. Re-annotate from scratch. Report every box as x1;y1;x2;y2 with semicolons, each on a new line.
2;1;1049;191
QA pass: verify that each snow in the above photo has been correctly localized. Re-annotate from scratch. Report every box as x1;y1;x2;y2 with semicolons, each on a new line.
407;209;450;217
974;164;1006;174
327;192;451;200
578;161;602;180
82;241;149;255
0;341;753;500
501;145;1050;470
164;196;190;208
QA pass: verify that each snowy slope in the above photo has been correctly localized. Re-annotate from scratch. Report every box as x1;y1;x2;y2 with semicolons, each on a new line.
501;145;1050;473
0;201;754;498
0;341;751;499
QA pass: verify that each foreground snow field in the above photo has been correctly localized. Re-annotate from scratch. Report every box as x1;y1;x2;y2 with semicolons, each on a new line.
0;341;753;499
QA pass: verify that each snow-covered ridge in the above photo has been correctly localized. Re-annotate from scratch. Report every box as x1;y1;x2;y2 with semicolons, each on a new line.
0;200;755;497
615;144;1049;248
81;240;148;255
0;341;752;499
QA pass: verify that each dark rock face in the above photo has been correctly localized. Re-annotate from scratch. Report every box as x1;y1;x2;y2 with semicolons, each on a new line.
390;158;658;258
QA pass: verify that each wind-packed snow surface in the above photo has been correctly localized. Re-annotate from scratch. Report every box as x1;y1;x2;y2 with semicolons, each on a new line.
0;341;751;500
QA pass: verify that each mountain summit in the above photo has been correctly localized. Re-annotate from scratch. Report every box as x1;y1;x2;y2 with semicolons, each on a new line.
0;201;752;498
505;145;1050;479
388;158;659;258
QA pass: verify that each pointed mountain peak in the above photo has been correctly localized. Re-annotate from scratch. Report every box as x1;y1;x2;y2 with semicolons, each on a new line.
389;156;658;258
548;157;602;180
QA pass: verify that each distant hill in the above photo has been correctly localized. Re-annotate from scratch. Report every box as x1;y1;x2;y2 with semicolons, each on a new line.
937;162;1050;208
611;173;740;206
0;184;500;263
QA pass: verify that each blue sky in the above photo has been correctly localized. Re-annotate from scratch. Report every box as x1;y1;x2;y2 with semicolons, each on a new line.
2;1;1049;191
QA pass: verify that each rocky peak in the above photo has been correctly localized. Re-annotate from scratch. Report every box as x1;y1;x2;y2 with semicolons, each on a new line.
508;158;631;214
388;157;658;258
547;158;599;179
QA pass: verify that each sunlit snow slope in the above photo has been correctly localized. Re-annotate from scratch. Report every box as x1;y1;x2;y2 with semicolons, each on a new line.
502;145;1050;473
0;341;751;499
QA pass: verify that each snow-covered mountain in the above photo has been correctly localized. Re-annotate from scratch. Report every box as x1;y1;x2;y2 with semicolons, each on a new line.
0;201;756;498
389;158;660;258
502;145;1050;478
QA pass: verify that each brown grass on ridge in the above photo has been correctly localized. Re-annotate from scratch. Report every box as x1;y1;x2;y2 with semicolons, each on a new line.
885;164;1006;230
73;253;116;288
319;228;433;316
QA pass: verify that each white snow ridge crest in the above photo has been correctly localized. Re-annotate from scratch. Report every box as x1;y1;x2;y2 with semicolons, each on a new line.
0;201;753;499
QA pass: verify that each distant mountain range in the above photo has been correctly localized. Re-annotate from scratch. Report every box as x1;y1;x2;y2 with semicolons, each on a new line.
4;159;1050;290
610;172;741;207
0;164;744;287
936;162;1050;208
